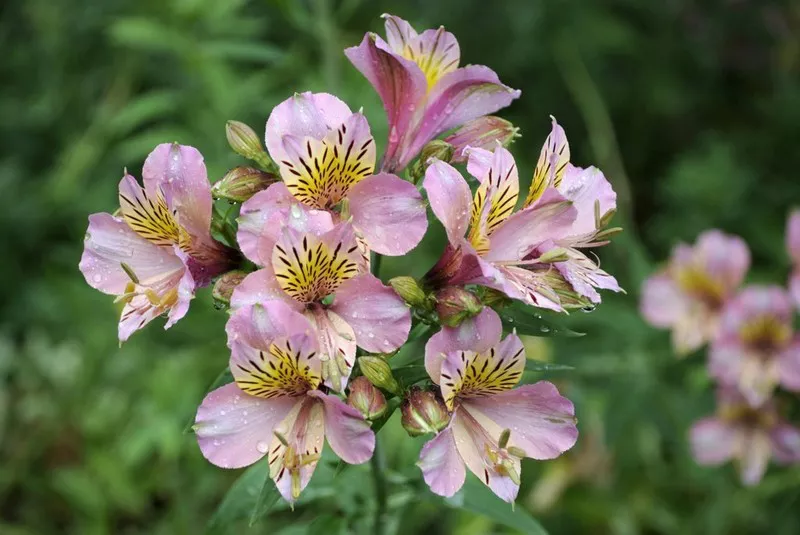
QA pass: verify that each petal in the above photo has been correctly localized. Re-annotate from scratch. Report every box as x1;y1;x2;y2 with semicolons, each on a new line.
347;173;427;255
406;65;521;167
694;230;750;291
689;417;738;466
417;426;466;497
483;196;577;263
424;307;502;384
226;300;313;348
478;263;563;312
307;308;357;392
237;182;334;265
164;256;196;329
525;116;570;207
344;33;427;173
440;333;525;410
404;27;461;88
554;247;622;304
786;209;800;264
639;273;689;328
557;165;616;239
142;143;213;243
789;270;800;310
309;390;375;464
194;383;300;469
330;273;411;353
265;92;353;164
118;173;185;247
463;382;578;460
739;429;773;486
770;423;800;463
278;112;376;208
719;285;793;338
451;407;520;503
230;267;301;311
778;339;800;392
80;212;183;294
423;160;472;244
466;145;520;238
382;14;418;52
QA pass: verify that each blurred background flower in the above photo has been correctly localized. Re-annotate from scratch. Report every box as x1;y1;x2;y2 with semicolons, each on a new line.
2;0;800;533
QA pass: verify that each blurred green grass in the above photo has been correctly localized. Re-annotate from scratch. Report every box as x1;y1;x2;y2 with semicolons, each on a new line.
2;0;800;533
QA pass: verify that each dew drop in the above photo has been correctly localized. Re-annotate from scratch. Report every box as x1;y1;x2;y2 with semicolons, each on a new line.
256;441;269;453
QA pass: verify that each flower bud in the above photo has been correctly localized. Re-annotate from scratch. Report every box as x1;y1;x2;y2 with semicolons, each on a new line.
401;387;450;436
358;356;401;395
347;376;387;420
409;140;454;182
226;120;274;169
389;276;428;308
445;116;520;163
212;166;278;202
212;270;248;308
435;287;483;327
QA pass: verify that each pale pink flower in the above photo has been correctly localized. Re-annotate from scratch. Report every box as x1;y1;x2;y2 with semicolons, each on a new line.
709;286;800;406
345;14;520;173
79;143;234;341
786;210;800;309
194;301;374;503
690;387;800;486
261;91;427;256
418;307;578;501
641;230;750;355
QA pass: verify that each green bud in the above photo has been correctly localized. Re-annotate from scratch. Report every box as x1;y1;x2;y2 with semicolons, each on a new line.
401;387;450;436
226;120;274;169
358;356;401;395
212;270;248;307
409;140;455;182
212;166;278;202
347;376;388;420
435;287;483;327
389;276;428;308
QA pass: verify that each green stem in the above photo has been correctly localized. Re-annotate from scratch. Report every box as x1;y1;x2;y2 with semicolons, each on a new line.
372;252;383;279
370;438;388;535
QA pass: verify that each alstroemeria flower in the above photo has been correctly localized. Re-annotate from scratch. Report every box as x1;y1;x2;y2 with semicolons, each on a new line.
423;144;580;311
345;14;521;173
690;387;800;486
709;286;800;406
263;91;427;256
418;310;578;501
194;301;374;502
232;212;411;391
641;230;750;355
786;210;800;309
80;143;234;341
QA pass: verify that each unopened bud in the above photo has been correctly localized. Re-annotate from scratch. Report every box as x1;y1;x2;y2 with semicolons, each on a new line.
435;287;483;327
409;140;454;182
445;116;520;163
401;387;450;436
347;376;388;420
389;276;428;308
212;270;248;307
358;356;401;395
212;166;278;202
226;120;274;169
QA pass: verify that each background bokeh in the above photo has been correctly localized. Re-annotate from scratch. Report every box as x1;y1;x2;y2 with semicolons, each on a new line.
2;0;800;533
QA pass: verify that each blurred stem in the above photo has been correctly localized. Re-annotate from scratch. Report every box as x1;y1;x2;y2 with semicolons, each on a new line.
370;438;388;535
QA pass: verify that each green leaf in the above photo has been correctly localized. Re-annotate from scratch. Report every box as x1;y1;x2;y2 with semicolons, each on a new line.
524;361;575;373
207;459;269;534
445;477;548;535
249;467;281;526
391;365;429;389
183;367;232;433
498;303;585;338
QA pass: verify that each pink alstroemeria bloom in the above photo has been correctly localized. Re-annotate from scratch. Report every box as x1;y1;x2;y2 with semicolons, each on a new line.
345;14;521;173
423;143;581;311
709;286;800;407
80;143;234;342
641;229;750;355
786;210;800;309
194;301;374;503
232;208;411;391
263;91;427;256
418;308;578;502
690;387;800;486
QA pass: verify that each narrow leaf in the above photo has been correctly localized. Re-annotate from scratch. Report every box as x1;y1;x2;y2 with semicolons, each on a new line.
498;303;585;338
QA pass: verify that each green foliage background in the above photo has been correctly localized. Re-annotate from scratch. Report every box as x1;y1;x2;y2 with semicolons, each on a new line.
2;0;800;533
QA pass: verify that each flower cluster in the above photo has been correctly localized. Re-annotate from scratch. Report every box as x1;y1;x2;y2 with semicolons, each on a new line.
641;221;800;485
80;14;622;505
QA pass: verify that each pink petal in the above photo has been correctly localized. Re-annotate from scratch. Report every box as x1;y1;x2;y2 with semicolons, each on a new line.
309;390;375;464
194;383;300;469
718;285;792;338
463;382;578;460
271;396;325;502
689;417;738;466
476;262;563;312
164;254;196;329
694;230;750;291
558;164;616;239
424;307;502;384
347;173;427;255
554;247;622;303
226;300;314;354
237;182;334;265
786;209;800;264
142;143;213;244
790;270;800;311
265;92;352;163
770;423;800;463
739;429;773;486
344;34;427;173
330;273;411;353
778;339;800;393
465;146;494;181
639;273;689;328
307;308;357;392
229;267;301;311
423;160;472;244
417;426;466;497
80;213;183;294
382;14;418;52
